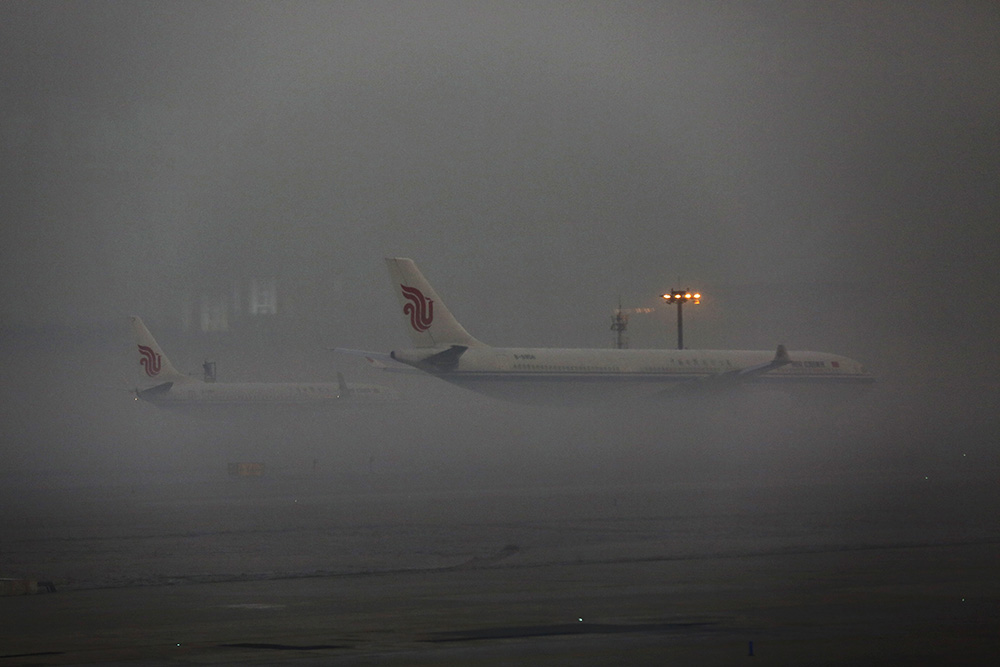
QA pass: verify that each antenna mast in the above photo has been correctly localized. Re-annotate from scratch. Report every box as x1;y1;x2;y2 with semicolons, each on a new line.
611;298;629;349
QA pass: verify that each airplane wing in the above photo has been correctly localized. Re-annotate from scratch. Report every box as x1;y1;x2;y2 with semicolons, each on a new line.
732;344;791;379
659;345;792;395
702;344;791;387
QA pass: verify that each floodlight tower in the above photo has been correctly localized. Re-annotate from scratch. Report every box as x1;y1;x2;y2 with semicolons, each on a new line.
660;289;701;350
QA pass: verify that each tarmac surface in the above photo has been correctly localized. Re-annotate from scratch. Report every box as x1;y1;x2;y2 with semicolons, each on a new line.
2;469;998;665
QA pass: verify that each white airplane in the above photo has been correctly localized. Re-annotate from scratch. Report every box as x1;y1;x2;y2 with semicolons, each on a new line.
130;316;400;414
340;258;874;404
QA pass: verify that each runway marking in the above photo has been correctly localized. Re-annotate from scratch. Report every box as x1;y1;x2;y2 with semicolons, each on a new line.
221;643;348;651
220;603;287;609
422;621;716;642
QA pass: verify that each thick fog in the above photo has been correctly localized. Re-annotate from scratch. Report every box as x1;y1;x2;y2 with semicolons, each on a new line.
1;1;997;488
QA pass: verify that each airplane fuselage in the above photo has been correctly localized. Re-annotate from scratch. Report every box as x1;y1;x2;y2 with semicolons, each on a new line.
135;381;398;410
390;346;873;403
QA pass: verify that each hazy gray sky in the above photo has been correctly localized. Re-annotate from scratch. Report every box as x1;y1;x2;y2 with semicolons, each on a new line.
1;0;998;491
1;1;997;365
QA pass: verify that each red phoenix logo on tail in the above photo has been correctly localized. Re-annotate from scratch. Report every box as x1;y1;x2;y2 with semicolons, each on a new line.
400;284;434;332
138;345;162;377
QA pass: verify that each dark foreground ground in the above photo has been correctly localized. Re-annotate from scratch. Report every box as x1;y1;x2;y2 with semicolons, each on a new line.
1;468;998;665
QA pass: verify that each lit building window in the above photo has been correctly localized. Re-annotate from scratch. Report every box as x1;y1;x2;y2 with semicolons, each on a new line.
250;278;277;315
200;296;228;332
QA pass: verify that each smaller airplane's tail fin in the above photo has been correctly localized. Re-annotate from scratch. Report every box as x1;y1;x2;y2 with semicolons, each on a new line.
129;316;198;385
384;258;484;348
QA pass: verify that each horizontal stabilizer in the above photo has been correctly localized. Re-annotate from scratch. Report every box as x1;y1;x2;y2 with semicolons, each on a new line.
391;344;468;370
332;348;422;373
332;348;395;364
421;345;468;369
137;382;173;399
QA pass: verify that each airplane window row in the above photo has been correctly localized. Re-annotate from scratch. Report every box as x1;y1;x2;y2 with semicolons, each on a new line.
639;359;736;370
511;364;620;373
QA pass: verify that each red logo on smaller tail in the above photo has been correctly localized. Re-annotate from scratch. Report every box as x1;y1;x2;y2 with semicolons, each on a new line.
400;284;434;332
138;345;162;377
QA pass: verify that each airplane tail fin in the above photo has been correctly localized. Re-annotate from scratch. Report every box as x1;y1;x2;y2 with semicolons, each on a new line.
385;258;484;348
129;316;197;385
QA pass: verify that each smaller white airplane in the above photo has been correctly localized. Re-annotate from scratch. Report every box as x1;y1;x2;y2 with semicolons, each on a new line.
130;316;399;414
